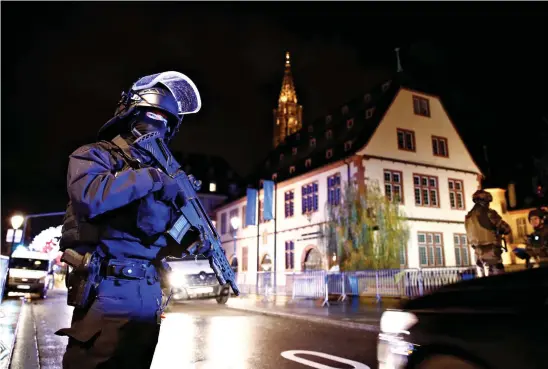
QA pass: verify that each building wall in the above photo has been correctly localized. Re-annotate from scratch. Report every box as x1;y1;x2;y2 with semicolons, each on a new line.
215;87;485;276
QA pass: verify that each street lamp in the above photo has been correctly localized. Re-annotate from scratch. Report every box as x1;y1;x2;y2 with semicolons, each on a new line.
11;215;24;230
230;216;240;255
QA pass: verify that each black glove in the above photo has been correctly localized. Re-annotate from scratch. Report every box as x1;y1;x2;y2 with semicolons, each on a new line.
158;172;180;203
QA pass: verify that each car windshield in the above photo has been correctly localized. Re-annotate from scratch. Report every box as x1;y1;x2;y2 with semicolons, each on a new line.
9;258;49;271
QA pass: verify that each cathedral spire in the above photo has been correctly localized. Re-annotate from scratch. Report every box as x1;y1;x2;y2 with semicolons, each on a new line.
273;51;303;148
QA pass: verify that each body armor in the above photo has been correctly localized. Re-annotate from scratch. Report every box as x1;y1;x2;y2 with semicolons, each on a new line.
465;204;497;246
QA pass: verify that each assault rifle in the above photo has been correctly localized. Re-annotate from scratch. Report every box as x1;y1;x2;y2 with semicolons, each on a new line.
133;131;240;296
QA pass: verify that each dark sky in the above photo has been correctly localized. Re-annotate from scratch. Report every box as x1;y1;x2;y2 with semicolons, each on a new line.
2;2;547;219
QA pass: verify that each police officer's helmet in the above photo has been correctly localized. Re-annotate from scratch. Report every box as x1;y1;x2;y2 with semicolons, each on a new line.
528;208;546;222
472;189;493;204
98;71;201;143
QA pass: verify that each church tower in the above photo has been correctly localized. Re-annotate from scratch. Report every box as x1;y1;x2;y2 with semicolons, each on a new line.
273;52;303;148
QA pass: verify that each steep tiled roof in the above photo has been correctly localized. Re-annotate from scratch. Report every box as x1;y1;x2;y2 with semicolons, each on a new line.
247;72;432;186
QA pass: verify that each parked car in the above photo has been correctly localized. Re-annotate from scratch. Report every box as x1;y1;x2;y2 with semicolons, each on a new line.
377;267;548;369
166;254;230;304
5;248;56;299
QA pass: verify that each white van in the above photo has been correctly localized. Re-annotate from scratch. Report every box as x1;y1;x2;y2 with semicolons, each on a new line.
166;254;230;304
6;249;55;299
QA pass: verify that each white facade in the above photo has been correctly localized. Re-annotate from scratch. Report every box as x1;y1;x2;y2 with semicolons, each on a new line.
215;87;484;275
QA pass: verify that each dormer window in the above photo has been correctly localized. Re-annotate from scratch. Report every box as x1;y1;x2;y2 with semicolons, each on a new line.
346;118;354;129
308;125;314;133
382;80;391;92
364;94;372;103
344;141;353;151
280;153;284;161
341;105;349;115
272;173;278;180
289;166;296;174
309;138;316;148
326;149;333;159
292;147;298;156
305;159;312;168
326;130;333;139
325;115;332;124
366;107;375;119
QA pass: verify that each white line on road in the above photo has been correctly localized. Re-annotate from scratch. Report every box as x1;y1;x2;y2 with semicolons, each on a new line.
281;350;371;369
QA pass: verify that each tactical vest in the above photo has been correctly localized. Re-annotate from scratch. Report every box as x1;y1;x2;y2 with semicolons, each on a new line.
59;139;144;252
465;205;497;246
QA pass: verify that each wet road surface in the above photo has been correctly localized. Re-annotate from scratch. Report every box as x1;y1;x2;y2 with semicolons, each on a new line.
9;289;379;369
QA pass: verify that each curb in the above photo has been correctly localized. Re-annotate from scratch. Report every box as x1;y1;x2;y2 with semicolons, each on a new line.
226;304;380;333
1;298;25;369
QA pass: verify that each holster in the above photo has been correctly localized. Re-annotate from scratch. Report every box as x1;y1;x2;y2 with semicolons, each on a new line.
62;250;101;309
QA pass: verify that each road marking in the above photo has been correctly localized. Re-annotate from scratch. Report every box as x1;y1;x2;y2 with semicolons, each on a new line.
281;350;370;369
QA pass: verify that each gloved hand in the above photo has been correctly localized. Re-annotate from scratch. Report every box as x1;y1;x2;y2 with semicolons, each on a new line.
158;172;180;203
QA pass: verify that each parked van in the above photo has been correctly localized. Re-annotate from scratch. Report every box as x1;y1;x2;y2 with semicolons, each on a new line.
6;248;55;299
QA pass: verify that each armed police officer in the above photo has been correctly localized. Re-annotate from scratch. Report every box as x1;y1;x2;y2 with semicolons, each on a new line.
55;72;203;369
465;189;511;276
525;208;548;267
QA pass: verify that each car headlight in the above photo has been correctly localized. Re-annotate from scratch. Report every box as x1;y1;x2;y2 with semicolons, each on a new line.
380;310;418;335
169;271;186;287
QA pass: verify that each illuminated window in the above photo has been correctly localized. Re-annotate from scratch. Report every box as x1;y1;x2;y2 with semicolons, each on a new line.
310;138;316;148
366;107;375;119
305;158;312;168
326;149;333;159
272;173;278;180
289;166;296;174
209;182;217;192
346;118;354;129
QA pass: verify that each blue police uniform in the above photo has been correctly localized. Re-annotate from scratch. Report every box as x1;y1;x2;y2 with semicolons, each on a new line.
56;140;176;369
56;71;204;369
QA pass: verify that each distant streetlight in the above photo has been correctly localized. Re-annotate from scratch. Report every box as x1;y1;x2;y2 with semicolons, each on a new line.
230;217;240;231
11;214;24;230
230;216;241;256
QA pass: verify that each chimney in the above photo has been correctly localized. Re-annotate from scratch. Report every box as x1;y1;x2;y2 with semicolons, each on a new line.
508;182;517;208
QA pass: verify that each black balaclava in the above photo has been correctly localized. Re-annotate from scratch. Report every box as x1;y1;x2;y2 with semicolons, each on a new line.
132;109;170;138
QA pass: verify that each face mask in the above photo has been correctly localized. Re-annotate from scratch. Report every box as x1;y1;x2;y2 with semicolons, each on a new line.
133;110;169;137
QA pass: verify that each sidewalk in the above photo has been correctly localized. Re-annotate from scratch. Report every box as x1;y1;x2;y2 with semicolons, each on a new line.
226;294;385;332
0;298;24;369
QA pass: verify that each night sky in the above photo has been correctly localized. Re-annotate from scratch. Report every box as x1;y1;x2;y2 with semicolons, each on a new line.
2;2;547;222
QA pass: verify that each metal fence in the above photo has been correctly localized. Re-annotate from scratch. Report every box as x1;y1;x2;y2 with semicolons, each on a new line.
0;256;8;304
234;264;528;306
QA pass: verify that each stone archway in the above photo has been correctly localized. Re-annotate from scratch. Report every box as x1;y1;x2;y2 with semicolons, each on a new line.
260;253;272;271
301;245;323;271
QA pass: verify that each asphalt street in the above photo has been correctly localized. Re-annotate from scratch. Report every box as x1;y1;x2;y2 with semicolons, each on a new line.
8;289;379;369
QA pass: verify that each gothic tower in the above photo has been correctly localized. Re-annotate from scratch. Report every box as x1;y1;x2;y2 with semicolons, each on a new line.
273;52;303;148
